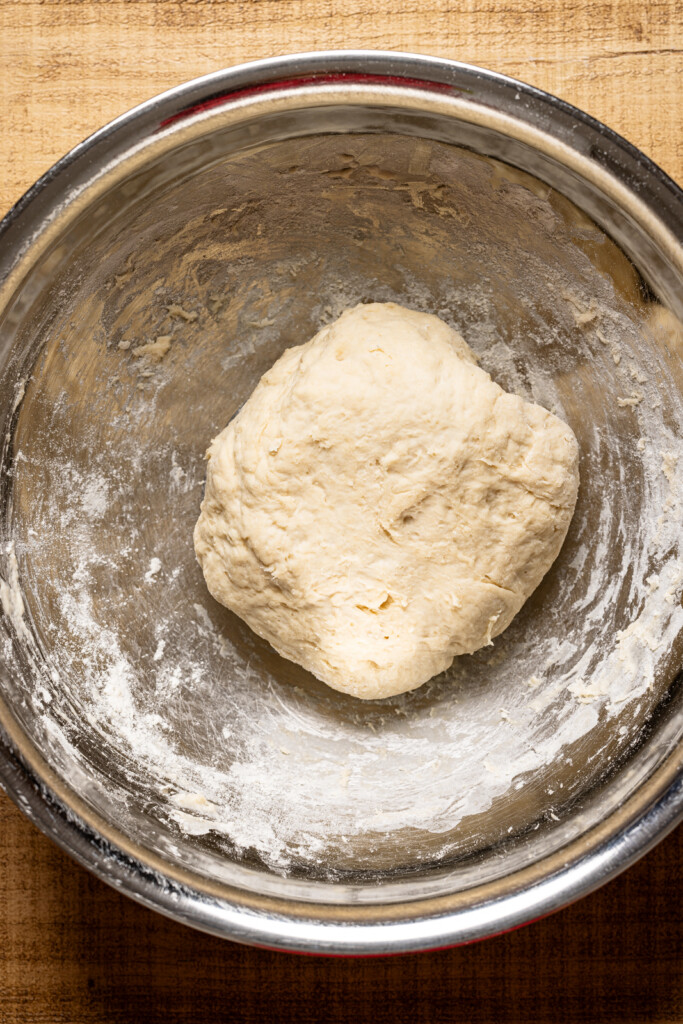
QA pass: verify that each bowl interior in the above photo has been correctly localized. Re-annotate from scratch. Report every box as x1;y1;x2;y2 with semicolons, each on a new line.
1;102;682;905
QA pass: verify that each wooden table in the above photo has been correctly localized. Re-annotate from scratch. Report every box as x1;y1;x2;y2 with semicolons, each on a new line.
0;2;681;1021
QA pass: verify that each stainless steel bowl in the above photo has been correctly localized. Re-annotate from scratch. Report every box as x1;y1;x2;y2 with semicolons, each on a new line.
0;51;682;954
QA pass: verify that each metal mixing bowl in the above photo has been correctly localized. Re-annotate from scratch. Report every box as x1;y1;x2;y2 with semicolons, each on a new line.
0;52;682;954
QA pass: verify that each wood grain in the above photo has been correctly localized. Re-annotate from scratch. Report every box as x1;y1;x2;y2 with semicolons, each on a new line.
0;2;682;1021
0;791;682;1024
0;0;682;219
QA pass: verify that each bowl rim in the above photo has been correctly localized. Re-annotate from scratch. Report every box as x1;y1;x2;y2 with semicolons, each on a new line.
0;49;682;955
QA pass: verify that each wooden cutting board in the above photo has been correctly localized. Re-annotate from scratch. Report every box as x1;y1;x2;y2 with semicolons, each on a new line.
0;2;681;1022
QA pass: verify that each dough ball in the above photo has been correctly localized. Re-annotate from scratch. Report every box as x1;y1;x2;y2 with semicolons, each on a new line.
194;302;579;700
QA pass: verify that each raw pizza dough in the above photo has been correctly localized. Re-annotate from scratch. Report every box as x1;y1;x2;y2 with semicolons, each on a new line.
194;302;579;700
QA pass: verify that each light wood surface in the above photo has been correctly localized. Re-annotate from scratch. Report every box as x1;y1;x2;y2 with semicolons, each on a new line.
0;2;681;1022
1;0;682;218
